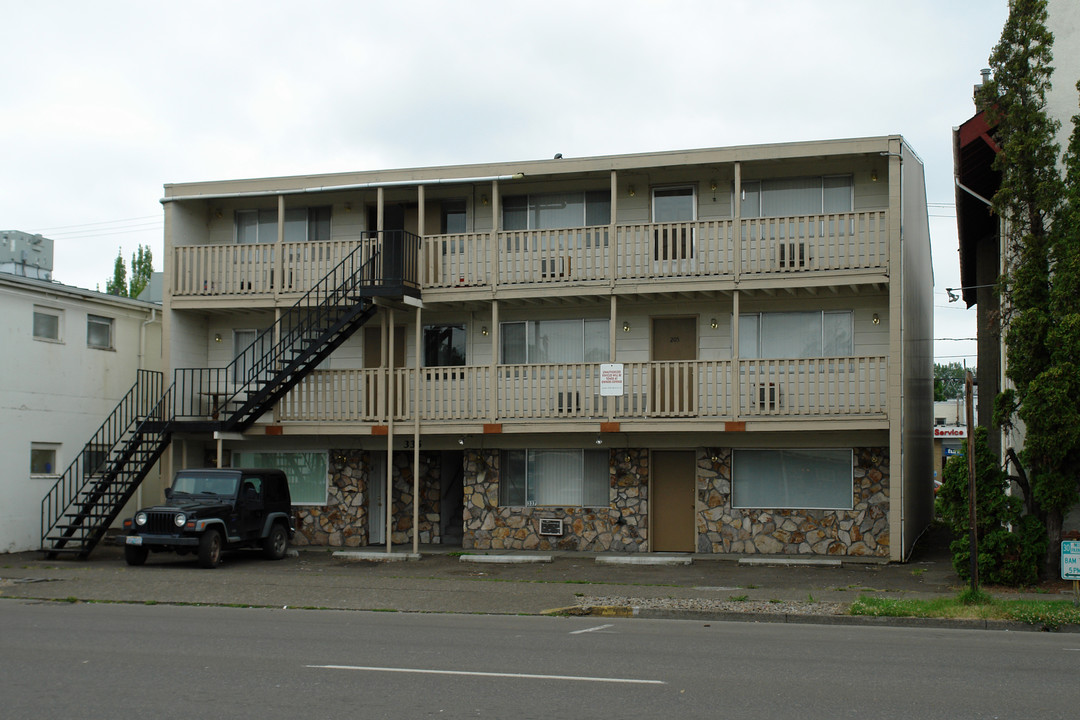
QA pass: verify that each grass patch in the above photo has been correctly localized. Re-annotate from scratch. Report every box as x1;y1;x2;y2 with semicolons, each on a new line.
728;594;749;602
849;593;1080;630
910;568;927;576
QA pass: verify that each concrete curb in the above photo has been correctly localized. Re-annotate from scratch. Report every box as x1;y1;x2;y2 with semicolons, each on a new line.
331;551;421;562
458;554;554;564
596;555;693;566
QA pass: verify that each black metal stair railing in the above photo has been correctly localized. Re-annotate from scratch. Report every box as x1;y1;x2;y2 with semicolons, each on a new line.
173;230;418;431
39;231;419;558
40;369;168;556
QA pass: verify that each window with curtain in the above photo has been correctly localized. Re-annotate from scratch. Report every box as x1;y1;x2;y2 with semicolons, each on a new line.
500;319;608;363
232;451;328;505
499;449;610;507
424;324;466;366
33;306;61;341
441;200;467;234
502;191;610;230
739;311;852;358
741;176;852;218
236;206;332;243
86;314;113;350
732;448;853;509
652;186;696;222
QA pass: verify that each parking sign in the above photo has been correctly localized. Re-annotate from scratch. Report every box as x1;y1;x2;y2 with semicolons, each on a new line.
1062;541;1080;580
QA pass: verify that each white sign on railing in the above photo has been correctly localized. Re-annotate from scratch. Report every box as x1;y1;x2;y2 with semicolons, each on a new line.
599;363;624;396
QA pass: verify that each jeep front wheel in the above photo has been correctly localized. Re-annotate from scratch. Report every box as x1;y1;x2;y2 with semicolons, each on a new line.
198;529;223;568
124;544;149;566
263;523;288;560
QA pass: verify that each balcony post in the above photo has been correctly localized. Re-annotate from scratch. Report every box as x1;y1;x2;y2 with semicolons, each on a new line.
275;194;284;300
417;184;426;287
386;307;395;554
490;300;499;423
609;170;618;288
733;163;742;283
490;180;500;291
732;290;741;418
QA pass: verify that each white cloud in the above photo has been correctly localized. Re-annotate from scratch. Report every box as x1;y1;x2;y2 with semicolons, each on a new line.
0;0;1022;363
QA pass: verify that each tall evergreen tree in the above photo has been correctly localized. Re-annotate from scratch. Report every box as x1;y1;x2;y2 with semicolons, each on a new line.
982;0;1079;576
128;245;154;299
105;248;127;296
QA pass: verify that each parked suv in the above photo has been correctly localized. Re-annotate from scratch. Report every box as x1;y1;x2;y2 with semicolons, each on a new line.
123;468;294;568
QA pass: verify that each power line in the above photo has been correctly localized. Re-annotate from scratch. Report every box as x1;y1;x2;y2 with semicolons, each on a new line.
30;215;161;232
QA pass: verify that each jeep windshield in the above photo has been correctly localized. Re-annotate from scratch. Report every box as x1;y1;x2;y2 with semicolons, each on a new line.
170;473;239;497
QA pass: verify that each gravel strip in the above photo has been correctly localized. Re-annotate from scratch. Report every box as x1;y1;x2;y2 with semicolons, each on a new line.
579;595;846;616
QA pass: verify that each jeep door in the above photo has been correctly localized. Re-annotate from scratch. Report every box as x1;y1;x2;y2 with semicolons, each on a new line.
237;476;267;540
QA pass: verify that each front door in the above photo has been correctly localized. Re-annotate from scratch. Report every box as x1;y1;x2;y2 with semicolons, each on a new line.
651;317;697;415
651;451;696;552
363;325;406;418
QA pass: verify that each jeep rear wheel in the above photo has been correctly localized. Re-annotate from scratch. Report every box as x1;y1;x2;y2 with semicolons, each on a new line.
124;545;149;566
263;523;288;560
198;529;223;568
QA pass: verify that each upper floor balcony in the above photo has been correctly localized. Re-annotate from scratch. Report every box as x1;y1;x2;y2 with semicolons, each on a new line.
171;211;889;301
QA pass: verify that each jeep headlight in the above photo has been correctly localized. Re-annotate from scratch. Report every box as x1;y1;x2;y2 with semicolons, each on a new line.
135;512;147;526
174;513;187;528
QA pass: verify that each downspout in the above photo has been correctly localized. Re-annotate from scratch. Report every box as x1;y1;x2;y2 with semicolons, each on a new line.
137;306;157;510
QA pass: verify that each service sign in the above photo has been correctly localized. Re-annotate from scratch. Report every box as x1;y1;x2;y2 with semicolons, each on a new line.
599;364;624;396
1062;540;1080;580
934;427;967;438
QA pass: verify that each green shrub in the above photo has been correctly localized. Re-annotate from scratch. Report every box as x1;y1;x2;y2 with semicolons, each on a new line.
935;427;1046;586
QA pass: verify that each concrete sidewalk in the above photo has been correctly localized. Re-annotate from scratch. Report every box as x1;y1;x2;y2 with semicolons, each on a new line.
1;527;1075;631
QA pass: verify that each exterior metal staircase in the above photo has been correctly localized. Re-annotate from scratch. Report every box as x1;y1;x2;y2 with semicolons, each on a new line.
41;232;420;558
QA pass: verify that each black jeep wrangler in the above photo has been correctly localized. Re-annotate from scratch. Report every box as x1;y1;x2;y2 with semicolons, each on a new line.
123;468;294;568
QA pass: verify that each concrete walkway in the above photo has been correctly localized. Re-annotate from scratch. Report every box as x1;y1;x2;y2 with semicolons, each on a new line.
2;527;1076;631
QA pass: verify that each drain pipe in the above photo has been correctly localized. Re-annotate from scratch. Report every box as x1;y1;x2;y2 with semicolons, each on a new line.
137;306;157;510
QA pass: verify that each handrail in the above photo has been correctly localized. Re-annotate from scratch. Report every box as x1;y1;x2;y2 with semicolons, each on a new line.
173;231;419;424
40;369;163;546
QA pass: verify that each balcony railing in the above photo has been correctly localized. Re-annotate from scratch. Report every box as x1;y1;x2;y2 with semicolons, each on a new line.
173;211;889;298
275;356;886;424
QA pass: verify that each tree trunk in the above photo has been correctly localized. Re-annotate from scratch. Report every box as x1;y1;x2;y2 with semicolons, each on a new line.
1045;509;1063;579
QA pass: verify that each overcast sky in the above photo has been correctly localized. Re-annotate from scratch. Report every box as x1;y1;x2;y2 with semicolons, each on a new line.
1;0;1019;365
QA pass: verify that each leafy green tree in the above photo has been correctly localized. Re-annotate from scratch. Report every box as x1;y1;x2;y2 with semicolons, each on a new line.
981;0;1080;576
934;362;969;401
128;245;154;299
103;244;154;298
935;427;1045;586
105;248;127;296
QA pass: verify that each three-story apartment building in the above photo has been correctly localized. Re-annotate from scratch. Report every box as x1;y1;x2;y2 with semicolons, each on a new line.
153;137;931;562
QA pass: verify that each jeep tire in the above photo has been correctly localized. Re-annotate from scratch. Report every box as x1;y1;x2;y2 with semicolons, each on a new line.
262;523;289;560
124;544;149;566
198;528;223;568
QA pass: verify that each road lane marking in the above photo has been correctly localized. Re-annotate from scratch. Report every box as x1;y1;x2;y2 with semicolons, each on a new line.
570;623;614;635
306;664;665;685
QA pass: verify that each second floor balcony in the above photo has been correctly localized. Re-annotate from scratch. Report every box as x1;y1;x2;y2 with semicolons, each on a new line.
272;355;888;427
171;211;889;300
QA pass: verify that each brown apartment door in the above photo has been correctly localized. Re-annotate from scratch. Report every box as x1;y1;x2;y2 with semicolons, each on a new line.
651;316;697;415
651;450;696;552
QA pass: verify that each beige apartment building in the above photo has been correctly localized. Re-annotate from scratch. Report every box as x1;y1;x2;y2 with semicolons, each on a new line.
42;137;934;561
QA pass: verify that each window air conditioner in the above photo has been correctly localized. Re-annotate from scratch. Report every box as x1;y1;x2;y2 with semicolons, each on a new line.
757;383;779;410
538;518;564;536
778;242;807;269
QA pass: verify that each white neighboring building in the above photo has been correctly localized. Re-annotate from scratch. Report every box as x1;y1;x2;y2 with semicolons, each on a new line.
0;272;162;553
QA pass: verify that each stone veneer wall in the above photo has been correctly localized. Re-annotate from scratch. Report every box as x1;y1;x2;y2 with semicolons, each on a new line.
293;450;369;547
293;450;442;547
462;448;648;552
697;447;890;557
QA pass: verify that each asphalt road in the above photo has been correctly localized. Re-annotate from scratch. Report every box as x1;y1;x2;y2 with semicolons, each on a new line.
3;601;1078;719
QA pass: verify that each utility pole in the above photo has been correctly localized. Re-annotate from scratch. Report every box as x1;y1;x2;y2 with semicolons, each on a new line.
966;370;979;593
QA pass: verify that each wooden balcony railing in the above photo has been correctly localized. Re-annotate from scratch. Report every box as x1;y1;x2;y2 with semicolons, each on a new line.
173;211;889;297
276;356;885;424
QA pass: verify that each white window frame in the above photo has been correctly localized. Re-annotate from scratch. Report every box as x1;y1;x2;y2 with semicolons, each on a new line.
501;190;611;231
86;314;114;350
33;305;63;342
651;185;697;222
499;449;610;508
231;450;329;506
499;318;609;364
732;448;854;510
739;310;853;359
740;175;853;218
235;206;332;244
31;442;61;476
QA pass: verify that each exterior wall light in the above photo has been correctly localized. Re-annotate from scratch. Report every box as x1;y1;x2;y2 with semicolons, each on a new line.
627;185;635;198
872;313;880;325
481;326;489;336
622;321;630;332
710;318;718;329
